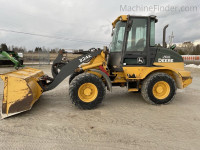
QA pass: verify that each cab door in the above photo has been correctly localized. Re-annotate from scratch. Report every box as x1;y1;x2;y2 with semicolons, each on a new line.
122;17;149;66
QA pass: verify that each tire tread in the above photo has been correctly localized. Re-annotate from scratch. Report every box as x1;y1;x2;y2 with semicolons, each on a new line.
141;72;176;105
69;73;106;109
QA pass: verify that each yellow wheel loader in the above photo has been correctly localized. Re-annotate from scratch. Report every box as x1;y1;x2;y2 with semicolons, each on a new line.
0;15;192;118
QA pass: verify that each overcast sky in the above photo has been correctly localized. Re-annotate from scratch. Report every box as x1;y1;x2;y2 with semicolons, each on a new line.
0;0;200;50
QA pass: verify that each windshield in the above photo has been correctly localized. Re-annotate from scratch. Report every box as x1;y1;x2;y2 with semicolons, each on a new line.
110;21;126;52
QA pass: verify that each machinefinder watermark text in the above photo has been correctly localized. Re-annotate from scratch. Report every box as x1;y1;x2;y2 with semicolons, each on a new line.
120;5;199;12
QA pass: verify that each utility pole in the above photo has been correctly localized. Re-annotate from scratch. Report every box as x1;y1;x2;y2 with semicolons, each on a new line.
169;31;174;47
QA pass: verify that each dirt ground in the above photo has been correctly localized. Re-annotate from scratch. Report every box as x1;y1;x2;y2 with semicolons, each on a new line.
0;65;200;150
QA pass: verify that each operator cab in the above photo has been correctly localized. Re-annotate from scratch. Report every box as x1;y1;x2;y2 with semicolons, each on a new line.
108;15;157;71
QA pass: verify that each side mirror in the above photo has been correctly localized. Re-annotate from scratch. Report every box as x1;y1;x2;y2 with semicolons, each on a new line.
111;28;114;36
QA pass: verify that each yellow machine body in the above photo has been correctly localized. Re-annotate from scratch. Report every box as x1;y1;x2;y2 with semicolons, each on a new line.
123;62;192;89
0;67;44;118
81;51;192;90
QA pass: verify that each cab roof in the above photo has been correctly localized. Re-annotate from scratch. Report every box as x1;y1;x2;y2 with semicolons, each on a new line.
112;15;157;28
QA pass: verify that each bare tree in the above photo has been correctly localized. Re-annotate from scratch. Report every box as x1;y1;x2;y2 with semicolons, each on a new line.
182;41;194;54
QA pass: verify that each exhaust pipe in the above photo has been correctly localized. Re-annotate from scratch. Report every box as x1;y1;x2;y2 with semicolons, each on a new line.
163;24;169;48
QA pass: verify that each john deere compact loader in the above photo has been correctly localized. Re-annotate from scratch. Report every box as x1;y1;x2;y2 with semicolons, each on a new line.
0;15;192;118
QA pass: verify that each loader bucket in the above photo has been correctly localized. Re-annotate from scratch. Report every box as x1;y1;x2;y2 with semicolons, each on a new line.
0;67;44;119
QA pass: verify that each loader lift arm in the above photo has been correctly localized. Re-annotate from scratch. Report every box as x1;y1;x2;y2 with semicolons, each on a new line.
40;49;102;91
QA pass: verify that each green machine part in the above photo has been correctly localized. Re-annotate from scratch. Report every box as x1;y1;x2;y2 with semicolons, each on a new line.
0;51;24;69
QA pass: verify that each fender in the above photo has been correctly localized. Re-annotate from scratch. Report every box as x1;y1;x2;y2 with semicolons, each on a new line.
89;69;112;92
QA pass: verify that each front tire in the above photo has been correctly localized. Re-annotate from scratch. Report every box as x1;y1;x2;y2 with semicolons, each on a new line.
69;71;83;84
69;73;106;109
141;72;176;104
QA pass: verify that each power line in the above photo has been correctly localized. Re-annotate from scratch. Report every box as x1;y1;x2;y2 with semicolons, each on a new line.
0;28;110;45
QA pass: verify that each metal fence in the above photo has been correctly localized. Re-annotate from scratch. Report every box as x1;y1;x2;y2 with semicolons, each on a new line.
23;51;80;65
23;51;50;65
39;50;50;65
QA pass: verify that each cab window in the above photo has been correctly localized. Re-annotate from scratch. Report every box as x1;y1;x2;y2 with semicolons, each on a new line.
110;21;126;52
126;18;147;51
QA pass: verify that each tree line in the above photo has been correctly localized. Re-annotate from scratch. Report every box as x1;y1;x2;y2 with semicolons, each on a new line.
175;42;200;55
4;42;200;55
6;45;61;53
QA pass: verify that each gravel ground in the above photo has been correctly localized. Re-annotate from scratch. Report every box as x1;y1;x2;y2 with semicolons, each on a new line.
0;65;200;150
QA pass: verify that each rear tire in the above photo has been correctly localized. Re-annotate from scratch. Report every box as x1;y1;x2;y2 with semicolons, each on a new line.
69;73;106;109
141;72;176;104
